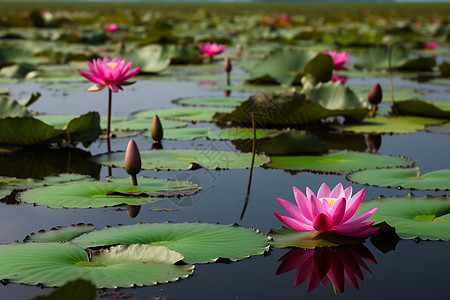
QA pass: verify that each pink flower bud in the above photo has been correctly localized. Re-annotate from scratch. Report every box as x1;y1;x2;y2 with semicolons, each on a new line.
124;139;141;175
224;56;232;72
368;83;382;105
151;114;164;142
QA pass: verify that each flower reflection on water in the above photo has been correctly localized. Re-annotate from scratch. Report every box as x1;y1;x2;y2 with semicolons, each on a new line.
276;244;377;293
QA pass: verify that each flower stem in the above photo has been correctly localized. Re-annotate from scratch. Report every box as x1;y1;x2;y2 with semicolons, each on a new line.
388;45;398;116
107;88;112;153
241;112;256;220
131;174;138;186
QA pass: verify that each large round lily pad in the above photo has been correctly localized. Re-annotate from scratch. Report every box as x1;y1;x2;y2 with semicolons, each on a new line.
71;223;271;264
347;167;450;191
91;149;270;170
142;127;210;140
172;96;247;107
206;128;280;140
395;100;450;119
357;195;450;240
267;151;413;174
24;224;95;243
0;243;194;288
131;107;233;123
18;177;201;208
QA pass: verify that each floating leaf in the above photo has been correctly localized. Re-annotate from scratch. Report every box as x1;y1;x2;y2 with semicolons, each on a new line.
0;97;32;118
347;167;450;191
131;107;233;123
0;243;194;288
206;128;280;140
142;127;210;140
332;115;444;134
25;224;96;243
18;177;200;208
395;100;450;118
269;227;364;249
91;149;270;171
208;84;294;93
357;195;450;240
257;130;328;155
267;151;413;174
172;96;247;107
119;45;170;73
72;223;270;264
426;123;450;134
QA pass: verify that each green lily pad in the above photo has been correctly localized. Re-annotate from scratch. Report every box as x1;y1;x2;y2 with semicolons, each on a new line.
395;100;450;118
142;127;210;140
208;84;295;93
131;107;233;123
0;243;194;288
332;116;444;134
18;177;201;208
246;48;317;85
0;97;32;118
347;167;450;191
71;223;270;264
118;45;170;74
352;86;425;103
269;227;364;249
215;88;368;126
426;123;450;134
257;130;328;155
172;96;247;107
91;149;270;171
355;46;436;70
0;112;101;146
357;195;450;240
31;279;96;300
206;128;280;140
266;151;413;174
24;224;96;243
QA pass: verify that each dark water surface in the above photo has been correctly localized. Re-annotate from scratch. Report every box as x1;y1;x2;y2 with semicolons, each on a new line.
0;66;449;299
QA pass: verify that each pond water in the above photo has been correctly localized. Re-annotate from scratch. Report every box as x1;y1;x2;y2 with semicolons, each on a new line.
0;60;449;300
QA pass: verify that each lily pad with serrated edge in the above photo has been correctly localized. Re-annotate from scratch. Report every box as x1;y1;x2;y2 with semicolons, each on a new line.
131;107;233;123
24;224;95;243
268;227;364;249
172;96;247;107
91;149;270;171
266;151;413;174
331;116;444;134
0;243;194;288
142;127;210;140
71;222;271;264
356;194;450;240
18;177;200;209
347;167;450;191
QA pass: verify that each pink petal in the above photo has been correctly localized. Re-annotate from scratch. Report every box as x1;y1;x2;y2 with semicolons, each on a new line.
276;249;314;275
343;206;378;226
276;197;311;225
311;195;328;216
273;212;315;231
108;84;120;93
328;197;346;226
337;226;380;238
306;187;316;200
343;186;352;200
119;66;140;81
293;186;313;221
342;188;366;222
329;183;344;199
78;69;105;85
312;213;333;232
317;182;331;199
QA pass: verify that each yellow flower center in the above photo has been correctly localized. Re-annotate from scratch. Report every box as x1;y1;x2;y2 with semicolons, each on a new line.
106;62;117;68
320;197;338;206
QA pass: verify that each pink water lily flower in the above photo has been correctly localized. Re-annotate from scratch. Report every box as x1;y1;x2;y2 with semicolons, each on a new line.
323;50;349;69
78;56;140;93
423;42;437;49
103;23;118;33
274;183;379;237
198;42;227;57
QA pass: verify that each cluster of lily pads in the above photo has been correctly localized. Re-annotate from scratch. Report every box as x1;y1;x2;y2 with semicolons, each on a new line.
0;3;449;296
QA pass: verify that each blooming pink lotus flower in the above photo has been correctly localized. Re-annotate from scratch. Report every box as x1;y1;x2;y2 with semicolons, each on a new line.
274;183;379;237
423;42;437;49
276;245;377;292
103;23;118;33
198;42;226;58
323;50;349;69
78;56;140;93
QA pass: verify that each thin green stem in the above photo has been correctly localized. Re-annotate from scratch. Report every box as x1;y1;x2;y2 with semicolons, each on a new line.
241;112;256;220
106;88;112;153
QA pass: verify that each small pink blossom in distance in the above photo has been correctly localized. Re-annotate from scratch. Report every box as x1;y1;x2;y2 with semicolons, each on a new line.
103;23;118;33
323;50;350;69
197;42;226;57
274;183;379;238
331;73;347;84
78;56;140;93
423;42;437;49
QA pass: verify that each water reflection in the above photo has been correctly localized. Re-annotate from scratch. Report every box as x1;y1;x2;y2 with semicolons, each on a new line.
126;205;141;218
276;244;377;293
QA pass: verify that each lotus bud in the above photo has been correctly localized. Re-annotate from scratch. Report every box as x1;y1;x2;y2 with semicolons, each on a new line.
368;83;382;117
368;83;382;105
151;114;164;142
224;56;232;73
124;139;141;176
